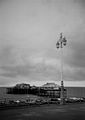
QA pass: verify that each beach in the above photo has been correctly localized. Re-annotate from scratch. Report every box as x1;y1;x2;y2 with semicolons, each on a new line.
0;103;85;120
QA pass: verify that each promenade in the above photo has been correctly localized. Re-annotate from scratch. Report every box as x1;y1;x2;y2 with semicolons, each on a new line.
0;103;85;120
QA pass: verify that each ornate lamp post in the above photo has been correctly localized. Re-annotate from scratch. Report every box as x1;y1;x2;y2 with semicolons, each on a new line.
56;33;67;105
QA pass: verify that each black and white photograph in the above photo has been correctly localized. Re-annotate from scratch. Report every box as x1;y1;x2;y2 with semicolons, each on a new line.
0;0;85;120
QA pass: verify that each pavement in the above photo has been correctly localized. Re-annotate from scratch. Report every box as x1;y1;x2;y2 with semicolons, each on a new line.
0;103;85;120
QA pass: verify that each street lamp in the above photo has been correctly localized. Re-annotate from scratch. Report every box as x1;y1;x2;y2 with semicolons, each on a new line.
56;33;67;105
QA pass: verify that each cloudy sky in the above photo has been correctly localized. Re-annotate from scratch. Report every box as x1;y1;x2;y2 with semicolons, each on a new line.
0;0;85;87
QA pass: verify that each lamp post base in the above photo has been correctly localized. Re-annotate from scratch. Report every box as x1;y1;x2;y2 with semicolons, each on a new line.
60;81;65;105
60;98;65;105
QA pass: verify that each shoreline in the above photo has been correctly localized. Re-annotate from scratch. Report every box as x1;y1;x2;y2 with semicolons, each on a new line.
0;101;85;111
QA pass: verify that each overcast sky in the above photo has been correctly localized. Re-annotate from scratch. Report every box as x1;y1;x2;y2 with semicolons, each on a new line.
0;0;85;86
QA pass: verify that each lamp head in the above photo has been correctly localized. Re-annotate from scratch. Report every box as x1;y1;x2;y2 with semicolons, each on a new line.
63;37;67;46
56;42;60;49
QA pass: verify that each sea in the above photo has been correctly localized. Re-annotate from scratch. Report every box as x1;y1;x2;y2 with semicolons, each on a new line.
0;87;85;102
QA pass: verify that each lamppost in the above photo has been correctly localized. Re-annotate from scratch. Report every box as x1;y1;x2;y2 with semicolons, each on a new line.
56;33;67;105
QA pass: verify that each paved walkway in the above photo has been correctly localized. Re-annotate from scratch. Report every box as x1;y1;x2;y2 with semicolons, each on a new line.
0;103;85;120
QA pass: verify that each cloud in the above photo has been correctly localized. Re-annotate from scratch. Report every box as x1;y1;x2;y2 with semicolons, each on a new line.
0;0;85;86
0;55;60;78
64;29;85;68
0;45;15;65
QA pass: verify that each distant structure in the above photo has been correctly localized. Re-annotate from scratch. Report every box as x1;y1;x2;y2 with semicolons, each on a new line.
7;83;67;98
40;83;67;98
15;83;30;89
7;83;31;94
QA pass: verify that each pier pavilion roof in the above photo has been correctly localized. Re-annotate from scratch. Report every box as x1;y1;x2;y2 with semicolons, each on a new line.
41;83;60;89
